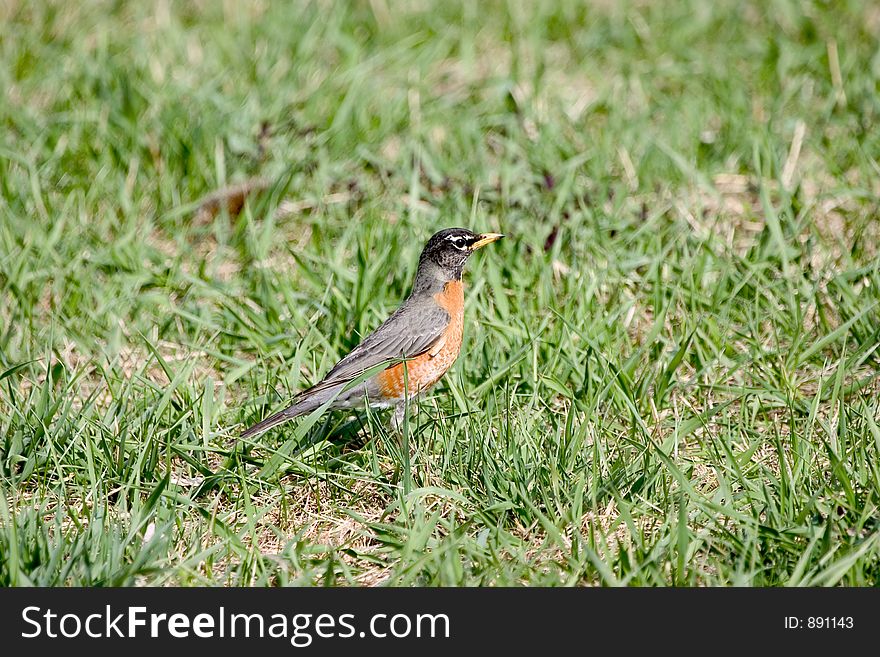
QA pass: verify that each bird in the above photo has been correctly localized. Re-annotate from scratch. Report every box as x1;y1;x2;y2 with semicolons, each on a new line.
239;228;504;439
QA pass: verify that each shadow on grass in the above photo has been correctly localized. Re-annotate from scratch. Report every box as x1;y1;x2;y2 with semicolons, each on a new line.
191;412;390;498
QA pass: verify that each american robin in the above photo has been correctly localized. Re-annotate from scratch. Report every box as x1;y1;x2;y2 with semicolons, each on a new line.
240;228;504;438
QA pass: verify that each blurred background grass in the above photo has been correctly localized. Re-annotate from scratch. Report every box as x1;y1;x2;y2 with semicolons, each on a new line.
1;0;879;585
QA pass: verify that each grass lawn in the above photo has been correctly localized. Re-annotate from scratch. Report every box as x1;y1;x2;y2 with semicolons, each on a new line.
1;0;879;586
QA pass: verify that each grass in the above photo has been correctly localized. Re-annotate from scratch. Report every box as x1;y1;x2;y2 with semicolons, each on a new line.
1;0;879;586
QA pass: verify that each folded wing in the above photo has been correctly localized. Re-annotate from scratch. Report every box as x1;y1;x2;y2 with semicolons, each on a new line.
299;300;450;398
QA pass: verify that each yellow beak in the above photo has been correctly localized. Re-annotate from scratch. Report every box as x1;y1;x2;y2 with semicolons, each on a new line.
470;233;505;250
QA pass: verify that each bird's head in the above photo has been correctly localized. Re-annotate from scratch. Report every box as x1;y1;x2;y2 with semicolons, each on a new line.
417;227;504;282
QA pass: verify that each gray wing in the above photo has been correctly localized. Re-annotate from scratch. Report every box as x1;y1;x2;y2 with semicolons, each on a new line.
301;299;450;396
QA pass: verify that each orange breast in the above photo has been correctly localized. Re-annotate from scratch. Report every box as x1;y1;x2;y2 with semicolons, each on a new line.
376;280;464;400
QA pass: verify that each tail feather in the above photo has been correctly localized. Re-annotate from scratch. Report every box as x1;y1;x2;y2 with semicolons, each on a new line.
240;380;359;439
240;404;301;439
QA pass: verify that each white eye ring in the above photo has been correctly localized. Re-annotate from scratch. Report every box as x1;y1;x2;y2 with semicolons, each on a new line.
445;235;469;250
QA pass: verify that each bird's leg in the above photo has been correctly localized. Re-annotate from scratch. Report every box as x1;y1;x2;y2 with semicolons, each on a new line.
389;402;406;434
390;400;417;494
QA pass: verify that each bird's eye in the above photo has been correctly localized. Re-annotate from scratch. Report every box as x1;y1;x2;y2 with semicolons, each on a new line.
446;235;469;250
